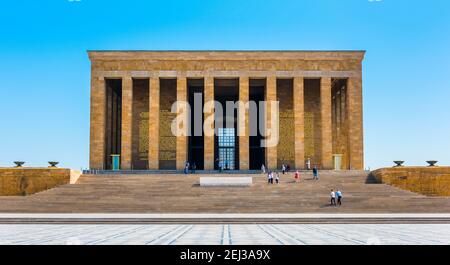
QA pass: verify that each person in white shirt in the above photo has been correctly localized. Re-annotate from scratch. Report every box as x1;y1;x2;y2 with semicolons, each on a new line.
306;158;311;170
330;189;336;206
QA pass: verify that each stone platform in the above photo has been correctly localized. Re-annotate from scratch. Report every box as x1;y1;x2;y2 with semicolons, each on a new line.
199;177;252;187
0;171;449;213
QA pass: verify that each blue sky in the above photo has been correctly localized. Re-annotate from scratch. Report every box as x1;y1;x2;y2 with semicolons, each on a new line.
0;0;449;170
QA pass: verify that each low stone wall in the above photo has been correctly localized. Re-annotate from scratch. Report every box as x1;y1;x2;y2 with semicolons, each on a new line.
371;167;450;196
0;168;80;196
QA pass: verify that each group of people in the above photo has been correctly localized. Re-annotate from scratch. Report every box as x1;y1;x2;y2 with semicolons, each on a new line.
330;189;343;206
261;161;343;207
261;163;320;182
266;171;280;184
184;161;197;174
184;159;343;206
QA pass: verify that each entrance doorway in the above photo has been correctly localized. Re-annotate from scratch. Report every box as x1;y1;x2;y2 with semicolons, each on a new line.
218;128;236;170
214;78;239;170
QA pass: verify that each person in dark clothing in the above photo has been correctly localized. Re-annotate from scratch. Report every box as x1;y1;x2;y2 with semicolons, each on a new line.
336;190;343;206
312;166;319;180
191;162;196;174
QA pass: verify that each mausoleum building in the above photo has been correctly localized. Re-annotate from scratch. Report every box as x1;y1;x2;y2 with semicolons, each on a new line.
88;51;364;171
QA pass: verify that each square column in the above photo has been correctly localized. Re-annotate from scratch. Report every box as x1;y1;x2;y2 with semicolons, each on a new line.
293;77;305;169
89;76;106;170
121;76;133;169
347;75;364;170
176;77;188;170
148;77;160;169
238;76;249;170
320;77;333;169
204;76;215;170
266;76;277;170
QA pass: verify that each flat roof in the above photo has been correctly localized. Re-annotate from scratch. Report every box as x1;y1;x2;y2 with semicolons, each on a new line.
88;50;365;61
87;50;366;52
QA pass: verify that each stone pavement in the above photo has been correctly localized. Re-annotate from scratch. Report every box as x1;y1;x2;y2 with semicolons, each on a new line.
0;224;449;245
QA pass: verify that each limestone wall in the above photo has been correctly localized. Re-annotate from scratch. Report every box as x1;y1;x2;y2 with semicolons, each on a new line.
0;168;75;196
371;167;450;196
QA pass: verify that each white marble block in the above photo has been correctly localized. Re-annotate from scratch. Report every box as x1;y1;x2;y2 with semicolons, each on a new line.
199;177;252;187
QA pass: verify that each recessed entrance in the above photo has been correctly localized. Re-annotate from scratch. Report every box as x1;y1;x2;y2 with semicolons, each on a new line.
249;79;266;170
214;78;239;170
104;79;122;170
188;79;205;170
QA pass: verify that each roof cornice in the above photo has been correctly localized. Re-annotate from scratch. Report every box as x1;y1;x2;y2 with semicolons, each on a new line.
87;50;366;62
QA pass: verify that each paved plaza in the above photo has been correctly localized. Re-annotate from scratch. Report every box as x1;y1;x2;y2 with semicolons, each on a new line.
0;224;449;245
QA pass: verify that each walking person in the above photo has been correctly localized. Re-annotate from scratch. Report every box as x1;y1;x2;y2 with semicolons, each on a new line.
261;164;266;174
330;189;336;206
184;161;189;174
312;166;319;180
275;172;280;184
306;158;311;170
336;190;343;206
281;164;286;174
267;171;272;184
294;170;300;183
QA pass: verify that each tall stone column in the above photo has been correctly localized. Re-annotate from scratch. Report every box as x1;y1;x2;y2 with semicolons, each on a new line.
204;76;215;170
176;77;188;170
121;76;133;170
89;76;106;170
148;77;160;169
266;76;277;170
347;75;364;170
238;76;249;170
320;77;333;169
293;77;305;169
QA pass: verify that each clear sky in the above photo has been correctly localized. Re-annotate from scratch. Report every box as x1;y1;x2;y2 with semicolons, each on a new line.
0;0;449;170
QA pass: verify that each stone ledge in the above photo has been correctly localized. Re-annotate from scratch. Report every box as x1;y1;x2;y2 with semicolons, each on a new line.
371;166;450;197
88;50;366;61
0;168;77;196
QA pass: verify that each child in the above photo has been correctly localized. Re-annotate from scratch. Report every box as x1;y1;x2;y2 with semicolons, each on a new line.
294;170;300;182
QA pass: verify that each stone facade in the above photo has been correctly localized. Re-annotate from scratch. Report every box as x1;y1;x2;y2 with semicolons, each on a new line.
88;51;365;170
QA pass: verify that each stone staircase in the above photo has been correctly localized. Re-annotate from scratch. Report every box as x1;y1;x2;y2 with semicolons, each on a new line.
0;171;448;213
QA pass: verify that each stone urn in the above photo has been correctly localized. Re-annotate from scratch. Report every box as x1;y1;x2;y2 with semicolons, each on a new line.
426;160;438;167
393;161;404;167
13;161;25;167
48;161;59;168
